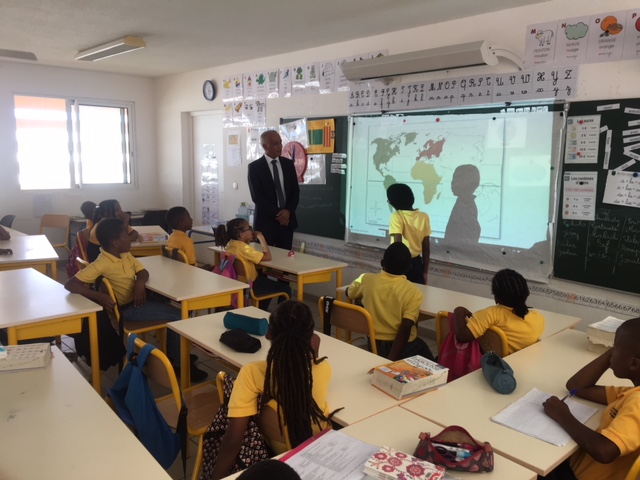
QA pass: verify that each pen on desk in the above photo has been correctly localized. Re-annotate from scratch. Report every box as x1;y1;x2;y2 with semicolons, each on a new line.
561;388;577;402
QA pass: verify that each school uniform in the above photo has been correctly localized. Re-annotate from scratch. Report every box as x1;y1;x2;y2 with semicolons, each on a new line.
166;230;196;265
389;209;431;284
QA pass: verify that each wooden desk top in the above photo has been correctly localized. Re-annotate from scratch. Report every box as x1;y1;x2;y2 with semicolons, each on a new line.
209;244;348;275
139;255;248;301
130;225;169;246
401;329;631;475
0;348;172;480
3;227;27;236
168;307;399;426
0;234;58;264
0;268;101;329
342;407;536;480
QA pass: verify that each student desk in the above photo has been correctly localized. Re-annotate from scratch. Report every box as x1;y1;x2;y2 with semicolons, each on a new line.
0;347;172;480
189;225;217;244
209;244;348;301
138;255;248;319
4;226;27;236
341;407;537;480
0;268;104;393
0;233;59;278
337;284;581;338
168;306;400;426
401;329;631;476
129;225;169;257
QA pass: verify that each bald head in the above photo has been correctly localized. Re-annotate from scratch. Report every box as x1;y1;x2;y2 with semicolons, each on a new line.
616;317;640;355
261;130;282;159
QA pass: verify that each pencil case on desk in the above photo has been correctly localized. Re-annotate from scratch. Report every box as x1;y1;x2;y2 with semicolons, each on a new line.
414;425;494;472
223;312;269;336
481;352;516;394
220;329;261;353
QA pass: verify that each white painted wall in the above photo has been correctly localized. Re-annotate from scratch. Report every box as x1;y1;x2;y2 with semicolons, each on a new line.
0;61;158;233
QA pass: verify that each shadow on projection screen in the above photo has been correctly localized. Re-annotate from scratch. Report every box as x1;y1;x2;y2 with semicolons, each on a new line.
346;107;564;282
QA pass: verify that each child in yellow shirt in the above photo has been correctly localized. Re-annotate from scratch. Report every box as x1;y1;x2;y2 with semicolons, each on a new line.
165;206;196;265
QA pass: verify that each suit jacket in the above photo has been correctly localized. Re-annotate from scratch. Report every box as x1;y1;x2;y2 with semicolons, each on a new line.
247;155;300;231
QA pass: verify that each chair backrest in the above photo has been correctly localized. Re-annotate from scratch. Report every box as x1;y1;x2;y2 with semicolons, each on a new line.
40;214;71;249
76;228;90;262
96;276;122;331
76;257;89;271
142;210;169;232
232;255;250;284
436;310;509;357
318;296;377;354
625;452;640;480
257;403;290;453
0;214;15;228
161;245;189;264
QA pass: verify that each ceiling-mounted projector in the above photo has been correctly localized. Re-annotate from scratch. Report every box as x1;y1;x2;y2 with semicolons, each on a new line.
341;41;523;82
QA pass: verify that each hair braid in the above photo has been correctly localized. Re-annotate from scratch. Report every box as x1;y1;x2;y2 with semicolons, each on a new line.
492;269;530;319
214;218;246;246
263;301;329;448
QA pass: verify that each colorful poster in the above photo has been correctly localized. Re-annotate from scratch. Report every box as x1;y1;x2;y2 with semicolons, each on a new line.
253;71;268;100
622;9;640;60
292;65;306;95
266;69;279;98
565;115;601;164
222;77;235;101
232;75;243;100
305;63;320;95
279;67;292;98
242;72;256;100
562;172;597;220
585;11;626;63
555;17;590;65
306;119;335;154
524;22;558;66
319;60;335;94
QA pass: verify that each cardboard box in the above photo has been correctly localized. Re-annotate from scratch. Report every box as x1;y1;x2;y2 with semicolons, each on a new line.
372;355;448;400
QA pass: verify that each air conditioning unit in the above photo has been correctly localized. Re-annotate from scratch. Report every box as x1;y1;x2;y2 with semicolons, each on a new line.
341;41;522;82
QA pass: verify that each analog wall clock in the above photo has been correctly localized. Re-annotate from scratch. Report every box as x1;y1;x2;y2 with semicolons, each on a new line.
202;80;216;101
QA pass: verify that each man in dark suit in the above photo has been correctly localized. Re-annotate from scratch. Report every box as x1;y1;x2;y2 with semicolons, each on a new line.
247;130;300;249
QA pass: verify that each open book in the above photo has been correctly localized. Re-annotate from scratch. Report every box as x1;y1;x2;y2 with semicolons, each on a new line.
491;388;598;446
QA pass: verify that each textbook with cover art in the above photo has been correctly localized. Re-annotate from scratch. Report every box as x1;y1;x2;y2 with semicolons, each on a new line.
372;355;448;400
364;446;445;480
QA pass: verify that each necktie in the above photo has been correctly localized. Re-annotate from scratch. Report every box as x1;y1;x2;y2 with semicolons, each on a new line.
272;159;285;209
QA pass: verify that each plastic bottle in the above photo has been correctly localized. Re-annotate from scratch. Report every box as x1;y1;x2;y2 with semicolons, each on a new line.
237;202;249;221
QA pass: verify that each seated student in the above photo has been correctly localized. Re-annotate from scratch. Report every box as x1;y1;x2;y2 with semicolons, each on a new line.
210;301;332;479
453;269;545;355
0;225;10;241
80;200;97;229
165;206;196;265
65;217;207;381
387;183;431;285
215;218;290;309
346;242;434;361
87;199;140;262
237;460;301;480
541;317;640;480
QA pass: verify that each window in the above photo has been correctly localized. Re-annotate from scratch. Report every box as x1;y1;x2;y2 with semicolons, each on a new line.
14;95;134;190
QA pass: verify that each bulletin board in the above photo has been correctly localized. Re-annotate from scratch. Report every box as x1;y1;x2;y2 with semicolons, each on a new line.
554;97;640;294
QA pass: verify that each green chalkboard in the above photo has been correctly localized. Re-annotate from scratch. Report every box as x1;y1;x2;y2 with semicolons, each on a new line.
281;116;347;240
554;97;640;294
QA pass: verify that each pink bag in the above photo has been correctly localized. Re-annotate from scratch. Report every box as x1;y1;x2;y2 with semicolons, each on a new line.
438;313;482;382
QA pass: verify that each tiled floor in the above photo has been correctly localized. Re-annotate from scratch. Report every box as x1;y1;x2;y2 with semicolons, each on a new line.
55;259;439;480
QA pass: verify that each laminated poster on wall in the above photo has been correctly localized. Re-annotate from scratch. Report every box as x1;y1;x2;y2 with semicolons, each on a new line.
225;129;242;167
562;172;597;220
303;155;326;185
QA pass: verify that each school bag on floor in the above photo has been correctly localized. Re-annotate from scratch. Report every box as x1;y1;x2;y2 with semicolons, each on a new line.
107;335;186;470
198;373;273;479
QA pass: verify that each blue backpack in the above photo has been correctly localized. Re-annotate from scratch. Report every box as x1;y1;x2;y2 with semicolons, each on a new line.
108;335;186;470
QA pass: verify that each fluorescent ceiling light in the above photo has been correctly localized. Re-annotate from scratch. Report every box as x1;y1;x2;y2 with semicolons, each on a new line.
0;49;37;61
75;36;146;62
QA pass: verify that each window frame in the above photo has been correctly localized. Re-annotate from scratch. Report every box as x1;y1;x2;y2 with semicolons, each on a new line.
13;94;137;191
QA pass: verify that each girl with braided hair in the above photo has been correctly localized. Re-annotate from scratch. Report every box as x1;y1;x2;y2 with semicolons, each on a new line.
210;301;332;479
453;269;545;355
215;218;290;309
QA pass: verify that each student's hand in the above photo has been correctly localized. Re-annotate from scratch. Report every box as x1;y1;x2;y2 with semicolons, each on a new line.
275;209;290;226
132;282;147;307
255;231;266;243
98;293;116;312
543;395;571;422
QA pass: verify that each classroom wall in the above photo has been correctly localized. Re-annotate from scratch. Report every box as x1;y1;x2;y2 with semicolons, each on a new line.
154;0;640;327
0;61;158;233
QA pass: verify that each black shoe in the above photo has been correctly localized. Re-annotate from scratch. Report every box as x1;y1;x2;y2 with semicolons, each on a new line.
190;363;208;383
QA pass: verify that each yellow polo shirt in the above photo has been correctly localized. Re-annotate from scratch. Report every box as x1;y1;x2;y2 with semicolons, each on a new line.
389;210;431;258
347;271;423;342
225;239;263;282
75;249;145;306
166;230;196;265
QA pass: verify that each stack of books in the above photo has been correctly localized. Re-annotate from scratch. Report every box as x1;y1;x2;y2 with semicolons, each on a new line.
372;355;448;400
586;316;625;353
138;232;169;242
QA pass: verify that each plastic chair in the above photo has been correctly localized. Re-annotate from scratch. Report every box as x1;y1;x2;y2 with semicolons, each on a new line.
161;245;189;264
76;257;89;271
318;296;377;354
76;228;90;262
95;276;169;355
233;255;290;307
625;452;640;480
40;214;71;252
142;210;169;232
0;215;15;228
435;310;509;357
129;336;219;463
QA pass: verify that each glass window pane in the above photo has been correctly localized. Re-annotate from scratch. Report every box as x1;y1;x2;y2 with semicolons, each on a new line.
14;96;71;190
78;105;131;184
